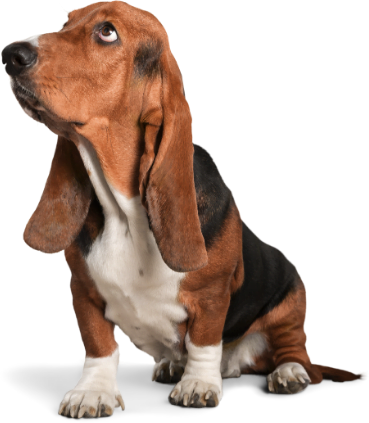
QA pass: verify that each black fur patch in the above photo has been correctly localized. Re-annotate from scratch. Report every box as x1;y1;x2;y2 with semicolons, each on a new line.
75;199;104;257
134;40;163;78
193;144;232;248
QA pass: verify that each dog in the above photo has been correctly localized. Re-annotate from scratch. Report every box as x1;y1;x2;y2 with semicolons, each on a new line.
2;0;360;417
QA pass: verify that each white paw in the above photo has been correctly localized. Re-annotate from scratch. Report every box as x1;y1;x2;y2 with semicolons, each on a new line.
59;349;123;417
267;362;311;394
169;377;222;408
58;389;125;418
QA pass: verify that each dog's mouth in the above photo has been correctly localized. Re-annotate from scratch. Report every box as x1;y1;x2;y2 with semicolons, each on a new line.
13;79;37;101
11;78;85;128
11;78;45;122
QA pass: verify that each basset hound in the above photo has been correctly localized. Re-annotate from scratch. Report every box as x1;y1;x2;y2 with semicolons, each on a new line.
1;0;360;418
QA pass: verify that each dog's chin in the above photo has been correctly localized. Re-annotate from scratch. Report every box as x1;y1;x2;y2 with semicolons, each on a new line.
11;78;85;140
17;97;81;138
19;104;63;135
17;99;44;125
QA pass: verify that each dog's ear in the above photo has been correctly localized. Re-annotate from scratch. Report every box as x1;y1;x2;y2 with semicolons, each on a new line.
24;136;93;253
139;46;207;273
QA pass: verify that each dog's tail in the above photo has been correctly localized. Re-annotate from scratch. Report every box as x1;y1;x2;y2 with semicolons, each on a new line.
311;364;361;383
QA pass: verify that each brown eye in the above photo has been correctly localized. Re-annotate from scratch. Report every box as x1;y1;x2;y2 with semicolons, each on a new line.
98;25;118;42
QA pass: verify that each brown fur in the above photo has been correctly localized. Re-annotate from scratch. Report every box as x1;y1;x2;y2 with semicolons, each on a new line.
64;243;117;357
179;201;243;347
23;1;207;271
8;1;360;387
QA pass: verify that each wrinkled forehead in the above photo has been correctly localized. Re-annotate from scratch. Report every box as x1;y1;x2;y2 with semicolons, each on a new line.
63;1;166;40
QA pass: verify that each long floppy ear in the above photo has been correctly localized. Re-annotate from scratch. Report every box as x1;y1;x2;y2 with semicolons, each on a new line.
139;46;208;273
24;136;93;253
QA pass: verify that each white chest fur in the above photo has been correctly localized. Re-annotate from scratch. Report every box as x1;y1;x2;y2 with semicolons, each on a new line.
77;138;187;363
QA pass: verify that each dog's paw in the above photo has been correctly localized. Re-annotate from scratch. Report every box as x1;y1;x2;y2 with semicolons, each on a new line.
152;359;184;384
58;389;125;418
169;378;222;408
267;363;311;394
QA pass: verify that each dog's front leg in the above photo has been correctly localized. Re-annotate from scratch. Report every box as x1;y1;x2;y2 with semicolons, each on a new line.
59;257;124;418
169;290;229;408
169;334;223;408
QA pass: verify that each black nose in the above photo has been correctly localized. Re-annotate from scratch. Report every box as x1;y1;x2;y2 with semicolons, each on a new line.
2;42;37;76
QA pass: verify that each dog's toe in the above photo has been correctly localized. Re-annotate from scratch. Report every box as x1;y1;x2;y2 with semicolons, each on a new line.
267;363;311;395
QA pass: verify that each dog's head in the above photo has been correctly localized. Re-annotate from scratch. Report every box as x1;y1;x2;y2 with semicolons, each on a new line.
2;1;207;272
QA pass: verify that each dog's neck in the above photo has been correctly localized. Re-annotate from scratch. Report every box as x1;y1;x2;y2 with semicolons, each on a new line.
74;118;144;201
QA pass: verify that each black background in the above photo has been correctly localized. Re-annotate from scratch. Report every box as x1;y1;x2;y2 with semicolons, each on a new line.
0;1;368;421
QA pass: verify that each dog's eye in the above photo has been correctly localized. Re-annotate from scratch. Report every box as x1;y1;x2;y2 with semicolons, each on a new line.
98;25;118;42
